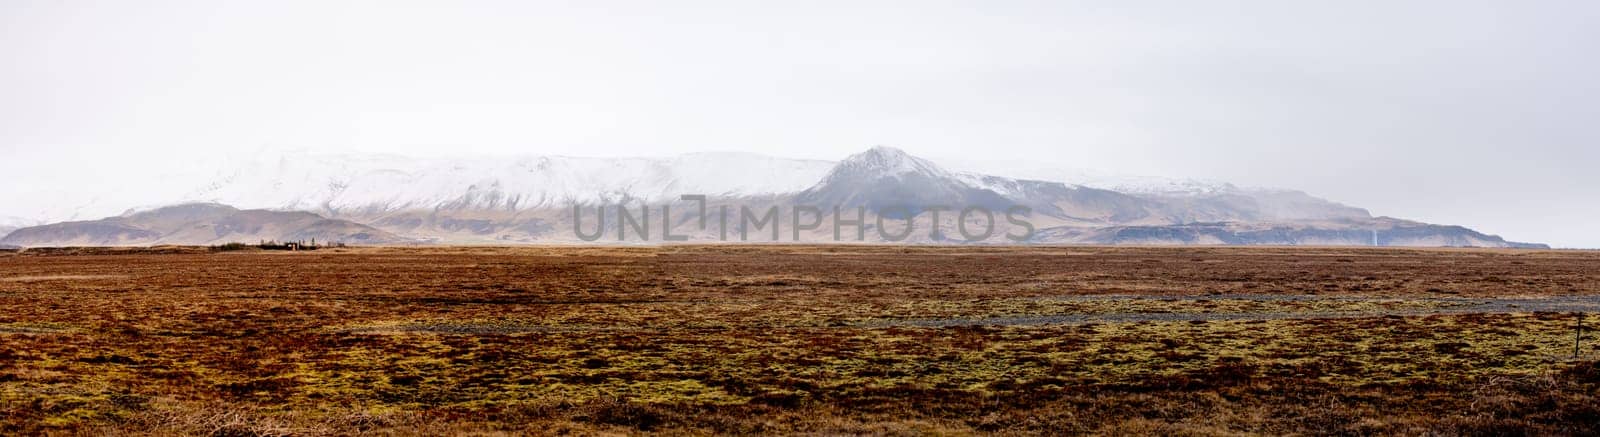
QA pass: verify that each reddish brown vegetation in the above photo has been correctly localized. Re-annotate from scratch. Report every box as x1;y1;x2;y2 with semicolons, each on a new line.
0;246;1596;435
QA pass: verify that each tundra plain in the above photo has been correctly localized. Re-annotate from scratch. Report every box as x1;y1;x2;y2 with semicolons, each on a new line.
1;246;1598;435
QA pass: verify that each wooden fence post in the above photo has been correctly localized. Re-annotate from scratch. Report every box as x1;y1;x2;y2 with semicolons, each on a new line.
1576;312;1584;359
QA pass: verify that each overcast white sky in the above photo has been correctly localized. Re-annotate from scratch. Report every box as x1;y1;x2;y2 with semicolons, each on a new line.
3;1;1597;247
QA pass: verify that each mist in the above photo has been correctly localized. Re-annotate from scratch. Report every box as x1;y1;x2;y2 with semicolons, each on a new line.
3;1;1597;247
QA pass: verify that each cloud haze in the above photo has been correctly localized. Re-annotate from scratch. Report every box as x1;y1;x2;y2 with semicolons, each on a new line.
3;0;1597;247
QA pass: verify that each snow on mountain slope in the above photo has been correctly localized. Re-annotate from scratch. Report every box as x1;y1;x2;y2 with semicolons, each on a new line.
14;147;1362;229
1069;174;1238;197
186;151;835;215
183;147;1364;225
797;147;1022;213
945;160;1240;197
2;147;1541;247
944;159;1368;220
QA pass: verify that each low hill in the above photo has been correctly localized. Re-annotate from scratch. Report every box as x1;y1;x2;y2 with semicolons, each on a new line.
0;203;406;247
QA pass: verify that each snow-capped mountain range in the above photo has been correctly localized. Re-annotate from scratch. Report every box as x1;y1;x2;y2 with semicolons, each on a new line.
178;147;1283;216
185;152;836;214
0;146;1545;248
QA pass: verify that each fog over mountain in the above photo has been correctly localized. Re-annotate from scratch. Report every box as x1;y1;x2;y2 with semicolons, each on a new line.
5;2;1596;247
1;147;1543;248
188;152;835;214
0;216;38;241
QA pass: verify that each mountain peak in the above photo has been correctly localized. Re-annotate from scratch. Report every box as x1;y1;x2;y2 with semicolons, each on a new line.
799;147;1016;213
862;145;909;156
833;146;950;179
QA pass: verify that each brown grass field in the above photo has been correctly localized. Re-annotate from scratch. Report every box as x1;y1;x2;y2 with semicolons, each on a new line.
1;245;1598;435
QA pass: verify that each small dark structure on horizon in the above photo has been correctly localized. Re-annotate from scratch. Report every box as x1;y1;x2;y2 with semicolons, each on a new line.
211;239;346;252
